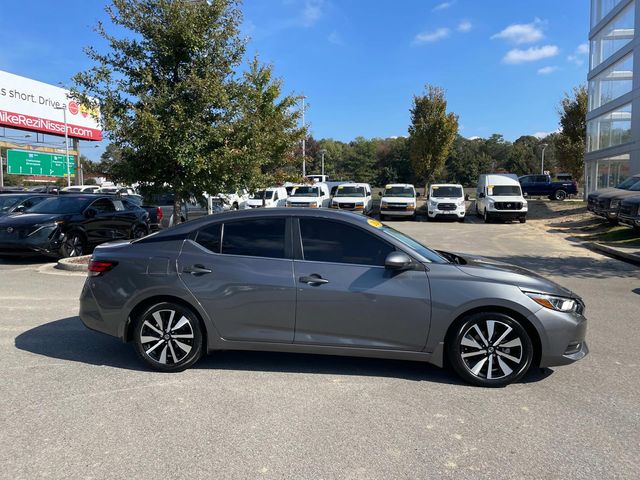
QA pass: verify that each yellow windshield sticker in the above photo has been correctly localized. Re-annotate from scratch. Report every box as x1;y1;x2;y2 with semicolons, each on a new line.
432;186;439;189
367;218;383;228
385;184;391;189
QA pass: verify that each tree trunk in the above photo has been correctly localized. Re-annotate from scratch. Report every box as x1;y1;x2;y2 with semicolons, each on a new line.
173;193;183;227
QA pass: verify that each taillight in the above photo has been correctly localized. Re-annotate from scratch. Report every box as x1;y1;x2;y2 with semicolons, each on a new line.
88;260;118;276
156;206;163;222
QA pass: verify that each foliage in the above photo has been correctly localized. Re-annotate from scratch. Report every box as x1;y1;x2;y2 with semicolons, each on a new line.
555;85;588;181
408;85;459;185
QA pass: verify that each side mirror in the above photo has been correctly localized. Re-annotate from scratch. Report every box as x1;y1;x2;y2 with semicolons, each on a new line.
384;251;413;270
478;192;486;199
84;208;97;218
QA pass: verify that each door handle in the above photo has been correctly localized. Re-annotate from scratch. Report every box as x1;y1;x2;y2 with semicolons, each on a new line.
299;275;329;285
183;264;212;275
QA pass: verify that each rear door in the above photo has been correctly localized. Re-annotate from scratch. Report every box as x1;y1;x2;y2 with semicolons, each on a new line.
178;217;297;342
293;217;431;351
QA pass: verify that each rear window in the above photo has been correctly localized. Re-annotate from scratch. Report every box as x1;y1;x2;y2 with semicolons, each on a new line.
196;223;222;253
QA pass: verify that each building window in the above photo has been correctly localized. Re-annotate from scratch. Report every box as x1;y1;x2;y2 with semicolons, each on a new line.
591;0;626;27
586;154;631;193
587;103;632;152
590;2;634;69
588;53;633;110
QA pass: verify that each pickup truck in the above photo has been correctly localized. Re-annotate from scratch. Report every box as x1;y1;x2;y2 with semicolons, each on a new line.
518;174;578;201
150;193;211;228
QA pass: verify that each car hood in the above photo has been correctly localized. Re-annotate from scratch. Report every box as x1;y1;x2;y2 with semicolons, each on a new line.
599;189;640;200
590;188;622;199
0;213;65;226
450;252;578;299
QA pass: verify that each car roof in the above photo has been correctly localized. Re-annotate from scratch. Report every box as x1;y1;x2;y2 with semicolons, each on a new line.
338;183;370;188
385;183;414;188
0;192;51;197
430;183;462;188
483;174;520;185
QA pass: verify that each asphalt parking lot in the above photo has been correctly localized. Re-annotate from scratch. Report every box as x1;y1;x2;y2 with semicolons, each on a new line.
1;217;639;479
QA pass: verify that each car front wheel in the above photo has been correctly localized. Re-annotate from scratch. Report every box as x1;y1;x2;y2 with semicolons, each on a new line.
60;232;86;258
447;312;534;387
133;302;204;372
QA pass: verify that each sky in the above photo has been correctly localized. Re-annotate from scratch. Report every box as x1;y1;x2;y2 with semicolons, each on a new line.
0;0;590;161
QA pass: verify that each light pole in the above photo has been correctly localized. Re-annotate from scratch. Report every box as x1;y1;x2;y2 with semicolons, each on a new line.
320;148;327;178
540;143;548;174
54;105;72;187
300;95;307;178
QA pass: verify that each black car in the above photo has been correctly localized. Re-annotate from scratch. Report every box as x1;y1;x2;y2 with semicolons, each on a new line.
0;193;52;217
0;195;150;258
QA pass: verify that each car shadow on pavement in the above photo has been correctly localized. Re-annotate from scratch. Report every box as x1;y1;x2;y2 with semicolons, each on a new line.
15;316;147;372
0;255;56;265
15;316;553;385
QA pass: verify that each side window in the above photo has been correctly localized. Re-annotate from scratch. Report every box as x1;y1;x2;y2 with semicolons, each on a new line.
299;218;394;266
112;200;126;211
520;176;531;183
222;218;286;259
535;175;548;183
91;198;115;213
20;197;46;210
196;223;222;253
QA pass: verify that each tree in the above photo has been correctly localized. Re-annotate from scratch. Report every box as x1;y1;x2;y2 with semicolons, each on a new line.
408;85;458;186
73;0;266;223
342;137;378;183
445;136;491;186
555;85;587;181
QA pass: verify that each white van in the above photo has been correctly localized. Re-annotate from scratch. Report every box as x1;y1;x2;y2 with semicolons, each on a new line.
427;184;466;222
245;187;288;209
211;189;250;211
476;174;528;223
286;183;331;208
330;183;373;215
306;174;329;183
379;183;417;219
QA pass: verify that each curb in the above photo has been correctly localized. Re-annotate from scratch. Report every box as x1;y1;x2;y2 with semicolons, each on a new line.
56;255;91;272
586;242;640;265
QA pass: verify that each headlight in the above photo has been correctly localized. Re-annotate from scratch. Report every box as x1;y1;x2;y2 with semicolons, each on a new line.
28;222;62;237
524;292;578;312
355;202;364;207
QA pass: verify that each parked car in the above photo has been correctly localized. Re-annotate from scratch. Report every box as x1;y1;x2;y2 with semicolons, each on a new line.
519;174;578;201
28;185;60;194
587;174;640;212
210;190;250;211
330;183;373;214
99;186;136;195
80;208;588;387
306;174;329;183
151;193;210;228
379;184;417;220
426;184;465;222
0;195;149;258
0;193;52;217
122;194;164;232
476;174;528;223
592;178;640;224
245;187;288;208
286;183;331;208
61;185;101;193
618;192;640;230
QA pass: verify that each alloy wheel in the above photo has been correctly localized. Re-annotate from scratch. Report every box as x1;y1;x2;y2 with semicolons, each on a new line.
459;319;525;380
62;234;84;257
139;309;196;366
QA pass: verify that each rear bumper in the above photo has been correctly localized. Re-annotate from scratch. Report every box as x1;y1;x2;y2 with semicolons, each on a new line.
79;279;123;339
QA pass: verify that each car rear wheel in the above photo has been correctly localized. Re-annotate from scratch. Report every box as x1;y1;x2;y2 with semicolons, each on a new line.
519;217;527;223
133;302;204;372
554;190;567;201
60;232;86;258
131;225;148;239
447;312;534;387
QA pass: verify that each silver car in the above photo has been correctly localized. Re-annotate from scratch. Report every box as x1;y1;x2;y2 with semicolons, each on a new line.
80;208;588;387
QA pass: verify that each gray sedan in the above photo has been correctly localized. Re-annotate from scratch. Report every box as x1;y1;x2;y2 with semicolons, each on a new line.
79;208;588;387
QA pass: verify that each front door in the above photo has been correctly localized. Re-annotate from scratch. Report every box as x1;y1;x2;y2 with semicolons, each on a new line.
178;217;297;343
293;217;431;351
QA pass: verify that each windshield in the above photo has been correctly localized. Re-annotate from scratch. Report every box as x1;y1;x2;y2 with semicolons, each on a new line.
618;176;640;189
251;190;274;200
26;196;89;214
491;185;522;196
431;186;463;198
384;186;414;198
0;195;22;212
335;186;365;197
381;226;448;264
292;186;320;197
628;180;640;191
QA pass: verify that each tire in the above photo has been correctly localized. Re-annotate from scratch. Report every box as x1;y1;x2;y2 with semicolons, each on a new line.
554;190;567;201
131;225;148;239
133;302;204;372
232;202;239;211
59;231;86;258
447;312;534;387
519;217;527;223
458;216;465;223
475;203;480;217
483;210;490;223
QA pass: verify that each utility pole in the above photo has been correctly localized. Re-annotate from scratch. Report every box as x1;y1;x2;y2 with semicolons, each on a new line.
540;143;548;174
320;148;326;178
301;95;306;178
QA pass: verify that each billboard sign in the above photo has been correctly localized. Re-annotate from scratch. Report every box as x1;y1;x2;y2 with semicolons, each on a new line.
0;70;102;141
7;149;76;177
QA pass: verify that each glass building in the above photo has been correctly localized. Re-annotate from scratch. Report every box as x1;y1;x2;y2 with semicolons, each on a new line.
586;0;639;193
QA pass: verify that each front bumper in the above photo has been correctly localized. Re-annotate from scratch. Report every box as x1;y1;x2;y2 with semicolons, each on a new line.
618;214;640;228
427;207;465;218
381;207;416;216
485;210;527;220
530;307;588;368
593;207;617;219
0;225;62;256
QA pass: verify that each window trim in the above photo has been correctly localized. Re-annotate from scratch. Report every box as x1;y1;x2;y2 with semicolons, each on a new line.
294;217;397;268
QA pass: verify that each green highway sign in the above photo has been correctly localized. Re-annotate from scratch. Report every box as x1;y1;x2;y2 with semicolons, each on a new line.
7;149;76;177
